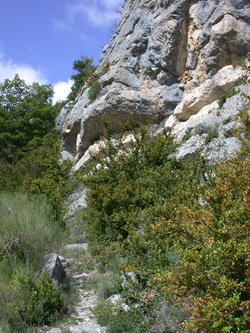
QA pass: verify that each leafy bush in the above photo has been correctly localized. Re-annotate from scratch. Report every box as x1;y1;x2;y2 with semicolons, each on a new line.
81;117;250;332
218;87;238;108
152;117;250;332
8;273;63;328
0;75;74;223
82;128;204;253
0;131;75;223
88;80;102;101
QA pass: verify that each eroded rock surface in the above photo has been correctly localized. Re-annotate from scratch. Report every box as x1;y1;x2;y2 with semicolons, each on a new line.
57;0;250;162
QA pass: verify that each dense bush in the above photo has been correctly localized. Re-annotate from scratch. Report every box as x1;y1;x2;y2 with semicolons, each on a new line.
81;116;250;332
157;135;250;332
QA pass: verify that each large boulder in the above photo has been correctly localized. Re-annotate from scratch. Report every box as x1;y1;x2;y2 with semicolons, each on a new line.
43;254;68;287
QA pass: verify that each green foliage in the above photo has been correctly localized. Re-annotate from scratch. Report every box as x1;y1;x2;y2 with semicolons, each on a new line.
88;80;102;101
0;131;74;223
0;75;71;331
153;118;250;332
232;53;250;70
0;192;63;269
68;56;96;101
182;129;192;142
0;74;56;162
0;193;65;332
218;87;238;108
0;75;74;222
205;127;219;144
82;128;203;252
95;301;145;333
81;116;250;332
9;273;63;327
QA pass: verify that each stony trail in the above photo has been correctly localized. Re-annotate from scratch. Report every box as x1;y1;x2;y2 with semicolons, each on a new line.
40;244;106;333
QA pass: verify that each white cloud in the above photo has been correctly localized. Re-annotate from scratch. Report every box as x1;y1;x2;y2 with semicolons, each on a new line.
0;51;73;105
53;79;73;104
0;52;48;85
54;0;123;31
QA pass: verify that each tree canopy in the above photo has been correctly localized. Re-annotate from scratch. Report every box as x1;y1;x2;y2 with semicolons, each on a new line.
0;74;56;161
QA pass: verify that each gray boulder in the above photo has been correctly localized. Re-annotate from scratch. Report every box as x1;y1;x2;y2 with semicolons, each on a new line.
43;254;68;286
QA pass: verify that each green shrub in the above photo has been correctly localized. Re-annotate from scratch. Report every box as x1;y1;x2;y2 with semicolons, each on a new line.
0;192;65;331
94;300;151;333
218;87;238;108
182;129;192;142
11;273;63;326
88;80;102;101
82;128;204;252
232;53;250;70
67;56;96;101
205;128;219;144
154;122;250;332
81;118;250;331
0;269;64;332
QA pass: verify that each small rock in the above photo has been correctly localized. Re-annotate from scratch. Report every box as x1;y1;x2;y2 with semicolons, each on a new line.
65;243;89;251
47;329;62;333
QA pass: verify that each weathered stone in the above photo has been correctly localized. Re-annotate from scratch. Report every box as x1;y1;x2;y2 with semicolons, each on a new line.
73;140;106;172
202;136;242;165
174;65;248;121
64;243;88;251
56;0;250;165
47;329;62;333
176;134;207;161
60;150;75;162
43;254;67;286
107;294;130;311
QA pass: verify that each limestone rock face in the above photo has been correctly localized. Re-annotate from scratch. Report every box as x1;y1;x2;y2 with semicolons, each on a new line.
57;0;250;161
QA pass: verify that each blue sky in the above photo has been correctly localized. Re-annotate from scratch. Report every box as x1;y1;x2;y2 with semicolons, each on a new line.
0;0;123;102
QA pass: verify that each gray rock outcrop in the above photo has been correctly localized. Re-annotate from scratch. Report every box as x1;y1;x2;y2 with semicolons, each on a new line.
43;254;68;286
56;0;250;162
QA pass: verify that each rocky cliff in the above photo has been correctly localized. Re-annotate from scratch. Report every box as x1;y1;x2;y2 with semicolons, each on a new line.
56;0;250;166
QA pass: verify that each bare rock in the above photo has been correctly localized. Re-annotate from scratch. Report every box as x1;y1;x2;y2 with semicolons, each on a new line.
174;65;248;121
56;0;250;165
47;329;62;333
43;254;67;286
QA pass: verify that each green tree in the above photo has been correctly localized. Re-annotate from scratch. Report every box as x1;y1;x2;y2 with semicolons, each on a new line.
0;74;56;161
68;56;96;101
0;75;74;223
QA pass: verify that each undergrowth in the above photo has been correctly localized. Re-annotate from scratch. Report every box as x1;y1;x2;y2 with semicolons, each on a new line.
79;112;250;332
0;192;66;332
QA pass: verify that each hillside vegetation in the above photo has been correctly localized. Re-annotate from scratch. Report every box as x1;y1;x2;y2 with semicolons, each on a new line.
0;75;73;332
79;113;250;333
0;73;249;332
